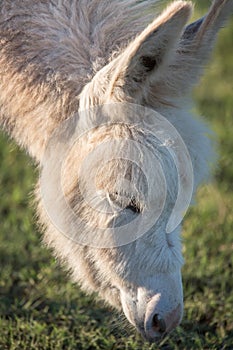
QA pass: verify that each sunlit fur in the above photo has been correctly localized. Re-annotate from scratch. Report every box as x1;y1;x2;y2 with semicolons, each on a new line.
0;0;232;341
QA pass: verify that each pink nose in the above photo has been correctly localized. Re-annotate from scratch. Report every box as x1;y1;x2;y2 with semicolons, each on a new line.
144;298;183;341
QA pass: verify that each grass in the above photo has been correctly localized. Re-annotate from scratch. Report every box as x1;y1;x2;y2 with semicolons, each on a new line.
0;2;233;349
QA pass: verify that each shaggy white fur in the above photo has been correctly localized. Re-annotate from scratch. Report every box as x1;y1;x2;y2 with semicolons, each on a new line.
0;0;232;342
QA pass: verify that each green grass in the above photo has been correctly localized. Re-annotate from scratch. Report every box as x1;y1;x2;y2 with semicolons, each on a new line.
0;2;233;349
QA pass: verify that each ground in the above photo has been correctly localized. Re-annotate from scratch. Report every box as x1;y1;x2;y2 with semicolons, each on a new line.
0;1;232;349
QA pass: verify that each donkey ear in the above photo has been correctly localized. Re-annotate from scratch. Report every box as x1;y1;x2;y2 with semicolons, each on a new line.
146;0;233;101
107;1;193;99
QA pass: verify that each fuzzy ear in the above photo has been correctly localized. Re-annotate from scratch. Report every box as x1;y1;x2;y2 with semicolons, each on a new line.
106;1;193;100
146;0;233;103
182;0;233;57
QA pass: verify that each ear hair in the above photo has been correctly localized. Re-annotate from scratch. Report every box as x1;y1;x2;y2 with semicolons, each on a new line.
105;1;193;100
145;0;233;105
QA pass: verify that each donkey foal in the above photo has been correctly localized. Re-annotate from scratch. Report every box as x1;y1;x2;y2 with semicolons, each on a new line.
0;0;232;342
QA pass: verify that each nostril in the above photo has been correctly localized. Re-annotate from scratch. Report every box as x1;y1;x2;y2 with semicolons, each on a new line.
144;313;167;341
144;298;182;341
152;314;166;334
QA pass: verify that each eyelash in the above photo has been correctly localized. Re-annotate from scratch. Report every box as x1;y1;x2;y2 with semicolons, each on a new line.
108;192;141;213
125;198;141;213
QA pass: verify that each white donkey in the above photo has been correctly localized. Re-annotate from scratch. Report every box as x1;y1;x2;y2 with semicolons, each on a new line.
0;0;232;342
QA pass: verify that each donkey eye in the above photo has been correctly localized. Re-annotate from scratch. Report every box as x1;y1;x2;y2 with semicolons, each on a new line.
108;193;141;213
125;198;141;213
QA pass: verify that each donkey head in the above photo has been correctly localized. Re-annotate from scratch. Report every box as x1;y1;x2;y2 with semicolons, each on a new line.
40;0;232;342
